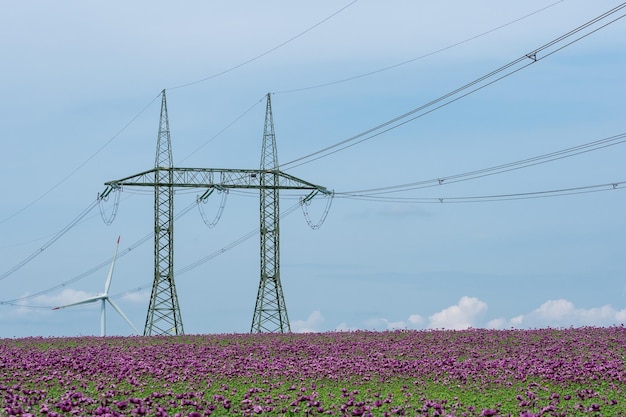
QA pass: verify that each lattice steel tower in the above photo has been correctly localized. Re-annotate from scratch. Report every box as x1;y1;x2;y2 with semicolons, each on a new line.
102;91;329;335
251;94;290;333
144;90;184;336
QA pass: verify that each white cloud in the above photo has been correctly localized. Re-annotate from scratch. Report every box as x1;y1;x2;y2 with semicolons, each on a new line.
334;322;357;332
408;314;424;326
44;289;97;306
329;297;626;333
292;310;324;333
481;300;626;329
362;314;425;331
428;296;488;330
486;318;506;329
386;320;409;330
504;299;626;328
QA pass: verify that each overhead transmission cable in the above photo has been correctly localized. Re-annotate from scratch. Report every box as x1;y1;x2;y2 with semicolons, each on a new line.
0;198;200;307
0;200;100;282
4;201;303;309
279;3;626;170
274;0;566;94
0;93;162;227
338;181;625;204
0;0;359;228
338;132;626;196
113;202;303;301
8;130;622;303
167;0;360;91
176;95;266;165
172;2;567;168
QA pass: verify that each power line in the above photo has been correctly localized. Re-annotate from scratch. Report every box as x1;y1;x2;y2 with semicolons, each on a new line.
338;132;626;196
279;3;626;170
338;181;625;204
0;93;161;227
167;0;360;91
273;0;566;94
0;0;360;229
3;202;302;310
176;95;266;165
0;200;100;282
0;198;200;306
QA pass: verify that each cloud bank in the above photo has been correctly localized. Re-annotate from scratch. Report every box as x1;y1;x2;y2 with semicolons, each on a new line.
293;297;626;333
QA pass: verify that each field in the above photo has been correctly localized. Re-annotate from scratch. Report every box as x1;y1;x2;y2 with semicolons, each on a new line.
1;327;625;416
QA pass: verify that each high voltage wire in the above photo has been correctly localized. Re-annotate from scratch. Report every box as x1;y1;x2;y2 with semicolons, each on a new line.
4;2;625;313
166;0;360;91
1;2;358;229
273;0;566;95
338;132;626;196
111;202;302;303
4;130;625;301
0;0;579;234
338;181;625;204
0;93;162;227
279;2;626;170
0;200;100;282
176;95;266;165
5;176;623;309
0;198;200;306
2;202;302;309
174;1;568;165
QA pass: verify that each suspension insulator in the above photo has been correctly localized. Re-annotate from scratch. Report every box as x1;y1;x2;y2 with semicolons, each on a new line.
98;186;121;226
300;191;334;230
197;188;228;228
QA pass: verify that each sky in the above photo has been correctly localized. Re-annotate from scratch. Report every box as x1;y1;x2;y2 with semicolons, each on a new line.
1;0;625;337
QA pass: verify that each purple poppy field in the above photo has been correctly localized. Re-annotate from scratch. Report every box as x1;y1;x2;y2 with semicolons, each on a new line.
1;327;625;416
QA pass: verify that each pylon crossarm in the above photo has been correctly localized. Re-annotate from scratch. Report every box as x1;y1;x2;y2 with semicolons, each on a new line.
106;167;327;191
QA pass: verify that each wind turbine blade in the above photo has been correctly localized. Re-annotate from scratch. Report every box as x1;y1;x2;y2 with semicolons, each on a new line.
52;295;104;310
103;236;121;295
107;298;139;334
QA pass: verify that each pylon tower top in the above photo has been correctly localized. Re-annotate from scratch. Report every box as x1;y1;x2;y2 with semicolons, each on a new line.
261;93;278;170
155;89;173;169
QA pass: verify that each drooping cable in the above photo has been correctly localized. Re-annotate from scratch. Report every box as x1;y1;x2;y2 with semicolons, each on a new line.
274;0;566;95
338;181;625;204
0;197;199;306
279;3;626;170
167;0;360;91
176;96;265;165
106;203;304;302
0;92;161;227
338;132;626;196
0;200;100;282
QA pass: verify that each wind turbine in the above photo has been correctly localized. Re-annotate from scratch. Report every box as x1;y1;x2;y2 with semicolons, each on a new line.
53;236;138;336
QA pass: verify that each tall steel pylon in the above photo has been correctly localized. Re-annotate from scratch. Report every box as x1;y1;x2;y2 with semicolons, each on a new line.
102;92;329;335
145;90;184;336
251;94;290;333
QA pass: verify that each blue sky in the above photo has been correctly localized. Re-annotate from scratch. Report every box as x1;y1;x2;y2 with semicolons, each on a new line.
1;1;625;337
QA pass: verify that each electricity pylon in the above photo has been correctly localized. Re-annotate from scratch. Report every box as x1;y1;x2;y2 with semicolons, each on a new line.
145;90;184;336
251;94;289;333
102;91;329;335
